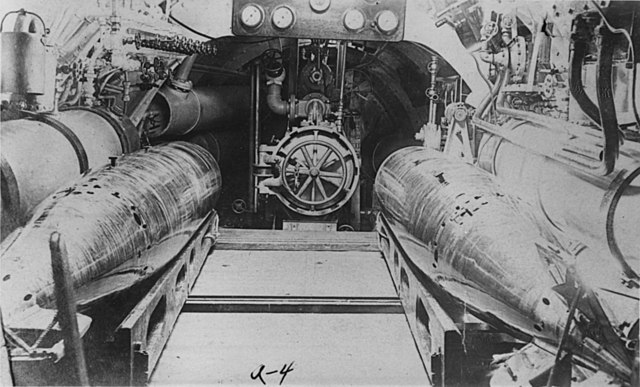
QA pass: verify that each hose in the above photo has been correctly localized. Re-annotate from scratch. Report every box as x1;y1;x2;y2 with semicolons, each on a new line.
591;0;640;127
480;21;619;176
596;27;620;175
569;31;601;125
473;66;509;121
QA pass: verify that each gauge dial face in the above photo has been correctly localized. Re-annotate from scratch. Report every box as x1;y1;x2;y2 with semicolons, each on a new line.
240;4;264;28
309;0;331;13
272;6;295;30
343;9;366;31
376;10;399;33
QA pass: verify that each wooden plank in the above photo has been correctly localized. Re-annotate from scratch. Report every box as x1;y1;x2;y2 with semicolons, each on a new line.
149;313;428;385
216;228;378;251
183;296;403;314
190;250;397;298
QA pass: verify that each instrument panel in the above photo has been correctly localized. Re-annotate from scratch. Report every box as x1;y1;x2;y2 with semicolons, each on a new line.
232;0;406;41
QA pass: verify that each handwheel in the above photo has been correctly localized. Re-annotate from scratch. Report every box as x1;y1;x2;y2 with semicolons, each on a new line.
273;126;360;216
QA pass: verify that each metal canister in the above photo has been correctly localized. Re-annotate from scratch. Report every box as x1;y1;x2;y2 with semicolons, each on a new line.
1;32;46;94
0;108;139;240
1;13;46;95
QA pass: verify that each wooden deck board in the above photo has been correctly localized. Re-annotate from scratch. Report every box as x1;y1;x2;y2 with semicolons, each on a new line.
149;313;427;386
215;228;379;251
149;228;428;385
191;250;397;298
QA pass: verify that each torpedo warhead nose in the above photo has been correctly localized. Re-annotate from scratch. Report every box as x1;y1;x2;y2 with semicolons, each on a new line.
0;247;46;326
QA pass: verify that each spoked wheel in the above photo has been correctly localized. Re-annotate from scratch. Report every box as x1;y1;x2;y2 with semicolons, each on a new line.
274;126;360;216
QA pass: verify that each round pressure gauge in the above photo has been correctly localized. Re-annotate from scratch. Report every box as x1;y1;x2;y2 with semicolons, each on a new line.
272;6;295;30
343;9;366;32
309;0;331;13
376;10;399;34
240;4;264;29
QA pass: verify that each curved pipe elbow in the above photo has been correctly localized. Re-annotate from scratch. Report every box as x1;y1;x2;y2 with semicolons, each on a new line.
266;84;289;115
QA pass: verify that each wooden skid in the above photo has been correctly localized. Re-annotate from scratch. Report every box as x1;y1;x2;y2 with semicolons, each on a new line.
108;211;218;386
216;228;378;251
183;295;403;314
187;214;219;293
376;214;463;387
5;212;219;386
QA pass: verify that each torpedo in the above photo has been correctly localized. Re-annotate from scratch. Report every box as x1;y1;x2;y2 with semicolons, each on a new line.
374;146;633;381
0;142;221;335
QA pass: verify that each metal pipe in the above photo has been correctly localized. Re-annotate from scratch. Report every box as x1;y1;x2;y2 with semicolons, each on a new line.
146;85;250;138
191;63;248;77
427;56;439;124
476;64;617;176
288;39;299;99
493;23;619;177
476;122;640;280
265;70;288;116
55;14;86;48
249;62;261;213
472;67;508;123
336;41;347;132
1;108;139;240
266;85;288;115
47;6;71;44
58;20;99;65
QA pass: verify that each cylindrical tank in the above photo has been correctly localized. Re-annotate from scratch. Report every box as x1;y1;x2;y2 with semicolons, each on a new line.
186;131;221;161
370;134;418;173
1;30;45;94
146;85;250;138
0;142;221;323
476;120;640;278
183;131;240;165
1;107;139;240
1;10;57;107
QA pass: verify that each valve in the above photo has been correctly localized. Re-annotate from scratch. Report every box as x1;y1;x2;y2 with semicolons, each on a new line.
268;125;360;216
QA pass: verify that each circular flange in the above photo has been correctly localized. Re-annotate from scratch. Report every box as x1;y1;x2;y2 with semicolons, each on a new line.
273;126;360;216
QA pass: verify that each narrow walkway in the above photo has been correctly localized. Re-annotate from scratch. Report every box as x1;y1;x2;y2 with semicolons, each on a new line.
150;228;427;385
